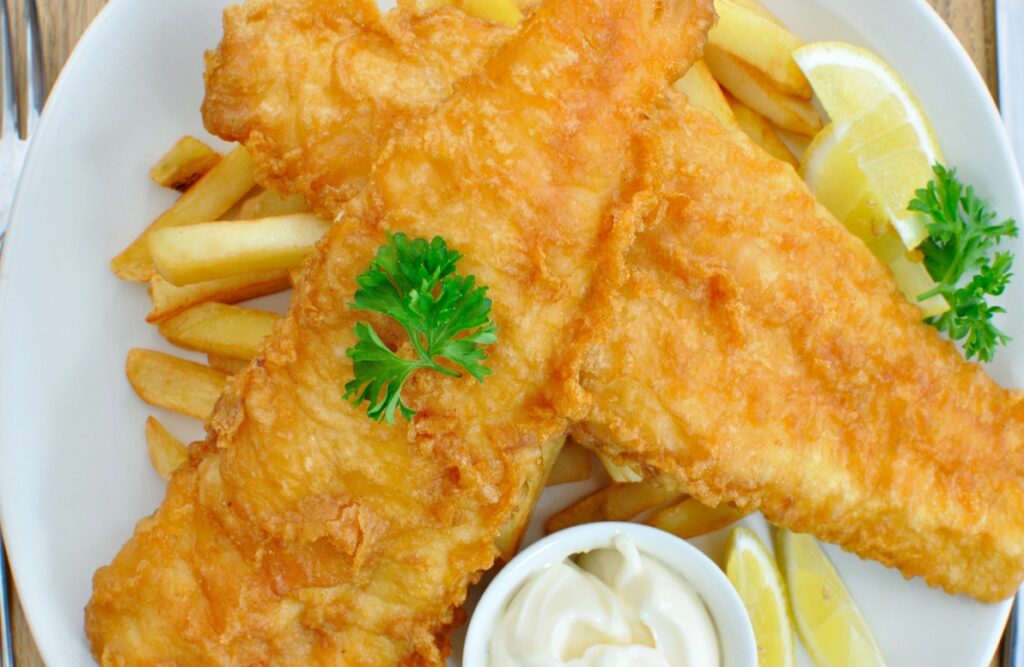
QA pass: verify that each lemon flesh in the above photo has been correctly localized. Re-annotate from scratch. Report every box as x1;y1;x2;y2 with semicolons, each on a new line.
794;41;941;250
778;529;887;667
725;527;795;667
801;124;948;317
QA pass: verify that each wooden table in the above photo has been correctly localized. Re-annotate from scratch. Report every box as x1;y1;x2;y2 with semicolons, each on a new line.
4;0;1003;664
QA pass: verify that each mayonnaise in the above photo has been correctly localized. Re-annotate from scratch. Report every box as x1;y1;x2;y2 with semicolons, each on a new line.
489;535;721;667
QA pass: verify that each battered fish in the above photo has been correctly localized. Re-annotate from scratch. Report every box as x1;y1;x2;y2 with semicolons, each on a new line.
204;0;1024;602
569;99;1024;603
86;0;715;663
202;0;526;216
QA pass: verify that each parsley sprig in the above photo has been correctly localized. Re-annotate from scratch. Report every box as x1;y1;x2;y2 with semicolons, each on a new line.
913;164;1018;362
343;233;497;423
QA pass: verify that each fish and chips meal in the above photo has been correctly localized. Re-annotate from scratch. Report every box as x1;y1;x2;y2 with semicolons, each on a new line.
81;0;1023;663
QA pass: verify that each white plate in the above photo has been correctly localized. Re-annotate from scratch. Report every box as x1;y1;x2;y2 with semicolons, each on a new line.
0;0;1021;665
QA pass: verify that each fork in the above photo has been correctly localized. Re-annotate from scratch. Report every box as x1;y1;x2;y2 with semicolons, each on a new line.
0;0;43;251
0;0;44;664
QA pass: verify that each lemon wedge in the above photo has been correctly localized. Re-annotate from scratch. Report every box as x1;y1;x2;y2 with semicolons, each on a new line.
794;41;941;250
725;527;795;667
802;124;948;317
778;529;886;667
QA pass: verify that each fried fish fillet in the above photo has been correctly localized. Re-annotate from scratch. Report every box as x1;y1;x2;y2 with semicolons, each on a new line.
570;99;1024;603
202;0;1024;602
202;0;526;216
86;0;715;663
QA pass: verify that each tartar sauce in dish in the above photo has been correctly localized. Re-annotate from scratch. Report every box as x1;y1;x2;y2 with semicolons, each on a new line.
489;535;721;666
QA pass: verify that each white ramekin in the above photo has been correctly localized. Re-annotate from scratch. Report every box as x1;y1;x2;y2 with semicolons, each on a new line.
463;521;757;665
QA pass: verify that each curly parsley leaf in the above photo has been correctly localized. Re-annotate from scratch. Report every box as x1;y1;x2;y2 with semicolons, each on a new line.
343;233;498;423
912;164;1018;362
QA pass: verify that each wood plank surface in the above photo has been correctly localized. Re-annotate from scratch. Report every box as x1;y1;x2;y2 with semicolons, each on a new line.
5;0;1002;665
929;0;998;95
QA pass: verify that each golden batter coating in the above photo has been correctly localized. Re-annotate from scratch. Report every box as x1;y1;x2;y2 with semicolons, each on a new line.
86;0;714;662
574;100;1024;603
202;0;523;216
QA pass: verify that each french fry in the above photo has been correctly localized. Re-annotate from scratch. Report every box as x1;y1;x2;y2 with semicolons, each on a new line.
546;440;592;486
544;482;683;534
647;498;752;538
710;0;811;98
149;136;223;192
674;60;739;130
158;302;280;360
238;189;311;219
728;96;799;167
704;45;822;136
288;267;303;287
495;436;564;560
112;145;257;282
459;0;522;26
149;213;330;285
207;353;250;375
125;349;228;419
595;451;644;483
777;127;811;162
728;0;782;24
147;269;290;323
144;416;188;480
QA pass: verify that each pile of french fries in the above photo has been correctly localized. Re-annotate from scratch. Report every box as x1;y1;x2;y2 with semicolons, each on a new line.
115;0;815;542
676;0;822;169
113;137;319;478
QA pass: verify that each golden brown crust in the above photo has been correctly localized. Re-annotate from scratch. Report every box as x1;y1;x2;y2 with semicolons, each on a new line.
202;0;520;216
93;4;1024;666
87;0;715;662
573;100;1024;603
